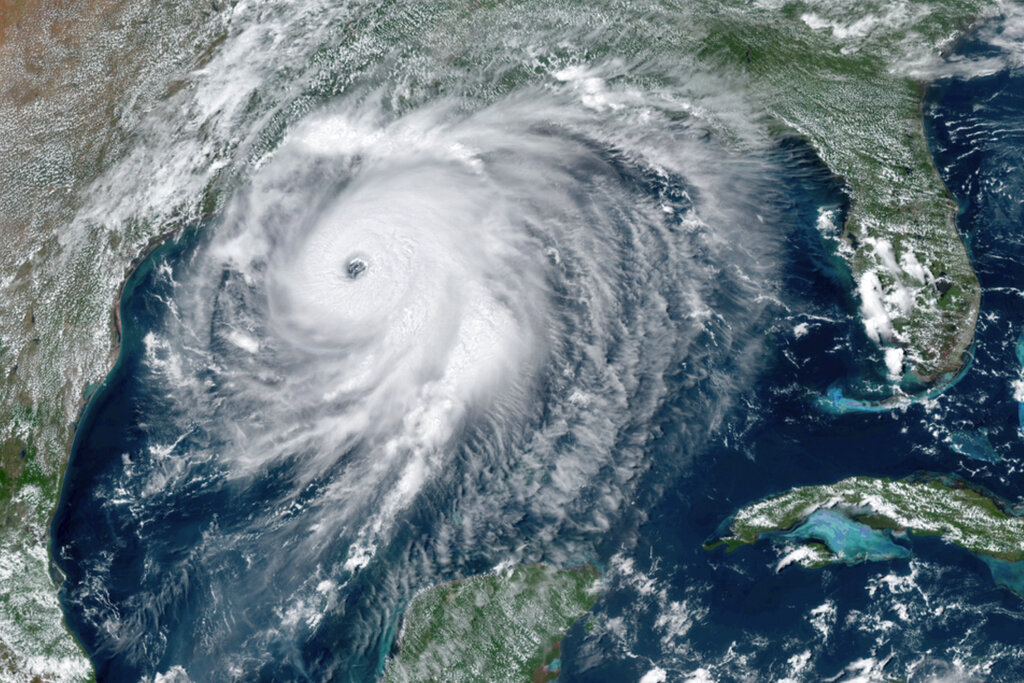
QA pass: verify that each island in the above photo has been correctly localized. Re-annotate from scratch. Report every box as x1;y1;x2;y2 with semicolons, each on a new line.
707;475;1024;594
385;564;601;682
0;0;1002;677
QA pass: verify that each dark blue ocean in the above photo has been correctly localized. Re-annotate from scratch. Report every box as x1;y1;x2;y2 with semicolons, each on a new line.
52;16;1024;683
557;27;1024;682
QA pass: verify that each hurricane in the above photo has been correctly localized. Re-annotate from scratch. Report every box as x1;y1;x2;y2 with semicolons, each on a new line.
30;0;1024;679
53;77;784;678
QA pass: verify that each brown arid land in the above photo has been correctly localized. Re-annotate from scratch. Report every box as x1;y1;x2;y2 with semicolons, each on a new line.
0;0;220;678
0;1;142;678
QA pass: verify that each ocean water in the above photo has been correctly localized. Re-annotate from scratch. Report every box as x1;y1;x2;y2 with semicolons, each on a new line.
50;9;1024;683
555;20;1024;683
53;93;791;680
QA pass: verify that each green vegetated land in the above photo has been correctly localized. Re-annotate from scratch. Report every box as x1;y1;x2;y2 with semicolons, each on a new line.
693;0;993;386
385;564;601;682
0;0;1002;678
0;0;229;677
711;475;1024;562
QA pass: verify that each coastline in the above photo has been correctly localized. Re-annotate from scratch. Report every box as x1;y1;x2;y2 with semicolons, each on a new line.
0;0;1009;679
0;0;192;677
48;224;191;676
690;0;994;399
65;219;205;470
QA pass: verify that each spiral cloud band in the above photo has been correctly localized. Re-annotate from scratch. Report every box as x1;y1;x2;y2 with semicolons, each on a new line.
56;90;779;679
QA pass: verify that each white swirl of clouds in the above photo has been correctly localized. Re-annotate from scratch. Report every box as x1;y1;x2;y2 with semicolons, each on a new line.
83;87;780;675
210;105;557;569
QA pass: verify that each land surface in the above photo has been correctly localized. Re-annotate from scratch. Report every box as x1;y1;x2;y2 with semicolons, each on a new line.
709;474;1024;565
0;0;227;678
0;0;1004;679
691;0;992;388
384;564;600;682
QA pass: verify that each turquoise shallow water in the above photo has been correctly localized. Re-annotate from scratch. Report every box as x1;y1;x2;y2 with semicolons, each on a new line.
983;556;1024;599
50;10;1024;683
779;509;911;564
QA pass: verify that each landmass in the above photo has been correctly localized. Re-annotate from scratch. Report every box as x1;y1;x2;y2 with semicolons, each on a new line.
0;0;1003;678
691;0;993;392
384;564;601;682
708;475;1024;586
0;0;224;678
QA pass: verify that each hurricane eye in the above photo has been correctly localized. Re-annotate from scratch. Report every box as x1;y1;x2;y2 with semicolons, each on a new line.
345;257;368;280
